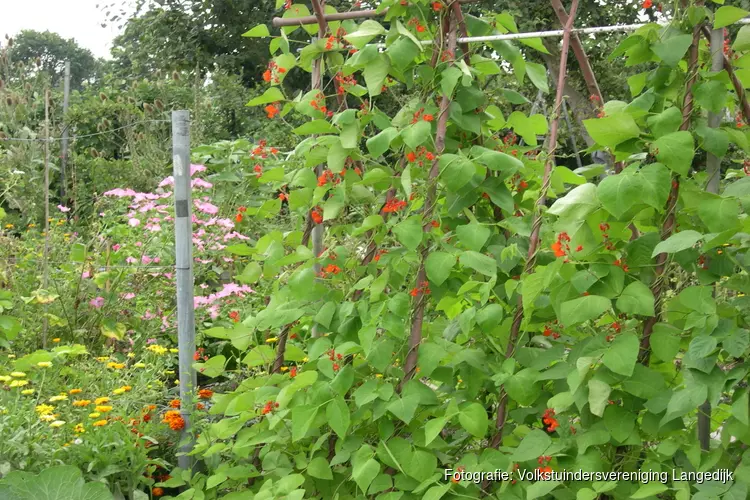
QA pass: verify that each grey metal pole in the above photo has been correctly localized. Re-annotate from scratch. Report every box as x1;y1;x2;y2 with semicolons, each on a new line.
697;26;725;455
60;61;70;203
41;88;51;348
562;97;583;170
706;28;724;195
172;110;197;470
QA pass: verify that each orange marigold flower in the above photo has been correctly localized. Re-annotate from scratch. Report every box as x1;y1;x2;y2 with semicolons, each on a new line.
163;410;185;431
423;114;434;122
169;399;181;408
153;487;165;497
265;103;280;119
198;389;213;399
235;213;243;222
262;70;272;82
229;310;240;323
406;151;417;162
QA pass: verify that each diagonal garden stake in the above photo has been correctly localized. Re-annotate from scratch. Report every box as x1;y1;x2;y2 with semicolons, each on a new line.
172;110;197;471
399;11;458;393
489;0;579;449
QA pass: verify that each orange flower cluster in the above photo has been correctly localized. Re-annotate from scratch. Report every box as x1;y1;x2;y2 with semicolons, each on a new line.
311;207;323;224
406;146;435;165
551;232;571;258
198;388;213;399
193;347;209;361
251;140;278;159
169;399;181;409
410;281;431;297
432;1;443;11
542;408;559;432
163;410;185;431
317;169;343;187
373;249;387;262
229;310;240;323
335;72;357;95
310;97;330;117
406;17;426;32
410;107;435;124
290;366;297;378
261;400;279;415
542;322;561;340
642;0;652;8
262;61;287;84
613;258;629;273
265;103;280;119
319;264;342;278
382;198;407;213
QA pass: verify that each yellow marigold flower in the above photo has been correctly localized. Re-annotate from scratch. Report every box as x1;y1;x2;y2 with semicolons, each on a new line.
113;388;125;395
121;385;132;392
39;414;55;422
52;338;60;343
0;376;10;383
134;362;146;368
49;395;68;402
7;354;15;359
106;362;125;369
174;379;179;385
280;366;289;372
265;337;278;343
9;380;29;387
21;389;35;395
4;223;13;228
147;345;168;355
127;352;135;358
37;361;53;368
73;400;91;407
35;404;54;415
50;420;66;428
88;412;101;419
95;405;113;413
95;397;110;405
36;404;55;415
93;420;107;427
165;370;175;375
10;372;26;378
74;423;85;434
169;348;179;353
69;388;82;395
96;357;109;362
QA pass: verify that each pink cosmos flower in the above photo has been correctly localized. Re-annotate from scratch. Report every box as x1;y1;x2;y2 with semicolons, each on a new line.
159;176;175;188
141;255;153;265
112;244;121;252
191;164;207;175
89;297;105;308
153;257;161;263
195;201;219;215
57;205;70;213
134;242;142;247
81;271;91;279
126;257;137;264
199;284;209;289
146;337;157;344
192;178;213;189
122;292;136;300
128;218;140;227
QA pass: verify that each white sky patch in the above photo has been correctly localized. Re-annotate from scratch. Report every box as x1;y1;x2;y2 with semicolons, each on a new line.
0;0;137;59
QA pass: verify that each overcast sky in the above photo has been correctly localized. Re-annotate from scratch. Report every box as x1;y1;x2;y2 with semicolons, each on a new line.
0;0;133;59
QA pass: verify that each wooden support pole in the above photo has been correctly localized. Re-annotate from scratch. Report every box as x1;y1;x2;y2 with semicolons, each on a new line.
172;109;197;471
700;26;750;125
399;11;458;393
489;0;579;449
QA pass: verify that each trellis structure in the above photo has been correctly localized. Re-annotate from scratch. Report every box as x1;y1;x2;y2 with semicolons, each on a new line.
223;1;750;496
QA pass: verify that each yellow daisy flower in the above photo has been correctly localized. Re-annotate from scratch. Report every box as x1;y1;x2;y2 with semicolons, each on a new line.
95;397;110;405
21;389;35;395
9;380;29;387
37;361;52;368
95;405;113;413
69;388;82;395
93;419;107;427
88;412;101;419
10;372;26;378
49;420;66;428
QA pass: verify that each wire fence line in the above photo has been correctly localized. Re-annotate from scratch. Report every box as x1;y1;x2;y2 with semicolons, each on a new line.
0;119;172;143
